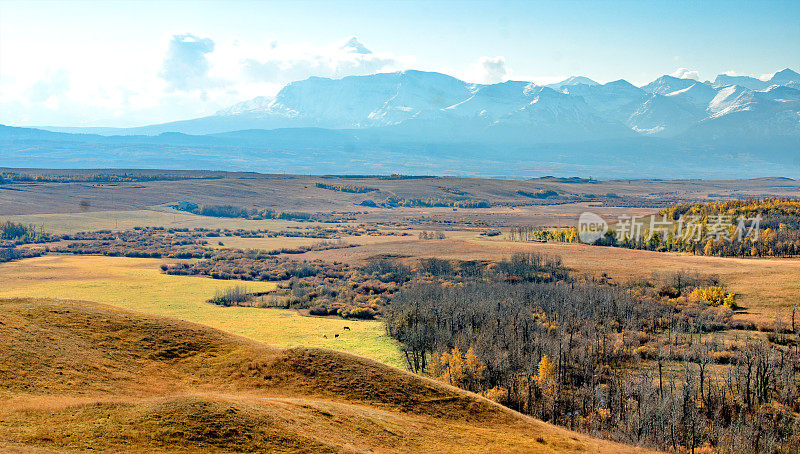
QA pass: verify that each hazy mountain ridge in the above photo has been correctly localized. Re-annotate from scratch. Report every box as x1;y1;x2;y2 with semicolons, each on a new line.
4;68;799;178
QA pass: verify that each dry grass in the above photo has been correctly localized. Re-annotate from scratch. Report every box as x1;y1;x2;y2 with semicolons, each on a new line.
0;297;657;453
0;255;403;367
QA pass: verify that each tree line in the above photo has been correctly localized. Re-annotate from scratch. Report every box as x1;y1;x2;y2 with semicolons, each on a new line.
510;198;800;257
0;171;220;184
171;202;313;221
315;182;378;193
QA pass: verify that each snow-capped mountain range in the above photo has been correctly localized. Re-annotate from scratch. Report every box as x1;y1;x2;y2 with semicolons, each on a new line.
202;68;800;141
10;67;798;179
35;67;800;145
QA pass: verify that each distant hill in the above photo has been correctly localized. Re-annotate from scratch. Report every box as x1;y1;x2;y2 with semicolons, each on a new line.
1;122;798;179
0;297;654;453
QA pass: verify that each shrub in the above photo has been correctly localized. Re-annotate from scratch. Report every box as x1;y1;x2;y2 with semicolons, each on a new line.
633;345;658;360
711;350;734;364
208;285;251;307
690;286;732;306
482;385;508;404
0;247;21;263
657;285;681;299
722;292;738;309
343;307;376;319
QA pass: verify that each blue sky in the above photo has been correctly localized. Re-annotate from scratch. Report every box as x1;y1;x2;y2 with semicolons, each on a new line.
1;0;798;127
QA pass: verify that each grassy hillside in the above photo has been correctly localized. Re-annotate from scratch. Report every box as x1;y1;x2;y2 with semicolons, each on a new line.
0;255;403;367
0;297;656;453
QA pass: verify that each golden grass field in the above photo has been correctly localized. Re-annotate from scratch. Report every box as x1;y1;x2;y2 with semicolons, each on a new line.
0;297;656;453
0;255;404;368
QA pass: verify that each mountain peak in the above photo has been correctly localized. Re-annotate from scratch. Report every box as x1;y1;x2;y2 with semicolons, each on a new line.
604;79;638;89
546;76;599;90
774;68;799;76
341;36;372;54
769;68;800;85
642;75;698;94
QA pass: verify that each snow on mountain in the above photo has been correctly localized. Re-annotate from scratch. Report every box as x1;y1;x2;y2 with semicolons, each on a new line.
362;71;476;126
713;74;769;90
626;93;704;136
708;85;800;118
768;68;800;86
710;70;799;91
215;96;275;116
443;80;536;121
664;82;718;110
221;70;473;129
760;84;800;102
546;76;599;90
708;85;751;114
482;86;634;142
562;79;647;118
626;77;719;136
641;75;702;94
686;84;800;140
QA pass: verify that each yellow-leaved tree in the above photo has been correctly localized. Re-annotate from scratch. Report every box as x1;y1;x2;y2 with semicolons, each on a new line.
535;355;558;421
433;346;485;392
535;355;556;391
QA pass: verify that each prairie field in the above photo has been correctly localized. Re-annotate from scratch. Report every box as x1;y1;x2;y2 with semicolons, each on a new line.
0;255;404;368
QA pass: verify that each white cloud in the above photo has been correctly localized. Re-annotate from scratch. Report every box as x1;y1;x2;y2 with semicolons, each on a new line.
670;68;700;80
0;35;412;127
25;69;70;103
159;34;221;91
463;56;509;84
239;36;404;83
